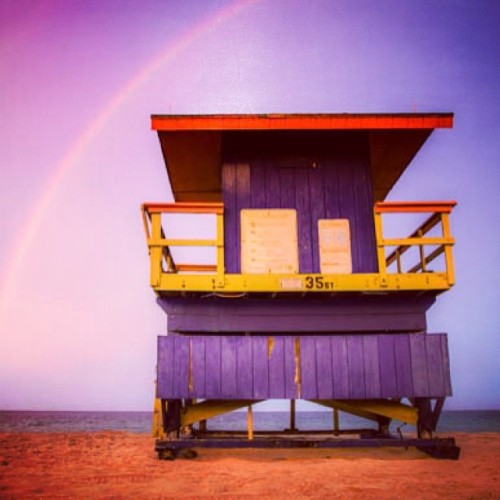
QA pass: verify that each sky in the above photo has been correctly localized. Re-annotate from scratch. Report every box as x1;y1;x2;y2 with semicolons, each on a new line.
1;0;499;412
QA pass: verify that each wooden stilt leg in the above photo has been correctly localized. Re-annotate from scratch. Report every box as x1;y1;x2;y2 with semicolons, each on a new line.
152;396;164;438
199;420;207;433
415;398;433;438
333;408;340;436
378;417;391;436
247;405;254;441
289;399;297;431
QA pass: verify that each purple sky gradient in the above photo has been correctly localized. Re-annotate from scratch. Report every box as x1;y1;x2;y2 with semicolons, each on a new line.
1;0;499;411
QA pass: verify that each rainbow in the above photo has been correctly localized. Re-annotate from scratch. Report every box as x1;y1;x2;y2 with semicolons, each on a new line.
0;0;259;324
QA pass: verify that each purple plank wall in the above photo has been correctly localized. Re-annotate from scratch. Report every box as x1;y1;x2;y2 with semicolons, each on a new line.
157;333;452;400
221;130;377;274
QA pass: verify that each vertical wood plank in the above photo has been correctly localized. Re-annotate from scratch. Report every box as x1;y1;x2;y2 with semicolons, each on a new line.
250;161;267;208
173;335;189;398
337;156;357;272
268;336;286;398
236;336;253;399
252;337;269;399
284;336;298;399
410;334;430;397
354;139;377;272
425;335;446;397
300;336;317;399
323;160;340;220
157;336;173;398
352;159;366;272
295;169;312;273
331;335;349;399
221;336;238;398
347;335;365;399
235;164;251;274
279;167;296;209
378;334;398;397
363;335;381;399
309;168;326;273
190;336;206;398
204;336;221;399
345;147;361;272
440;334;453;396
222;164;237;273
394;335;414;397
316;337;333;399
266;162;281;209
236;164;251;206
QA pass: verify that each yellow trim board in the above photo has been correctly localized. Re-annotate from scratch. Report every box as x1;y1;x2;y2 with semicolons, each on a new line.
154;271;451;294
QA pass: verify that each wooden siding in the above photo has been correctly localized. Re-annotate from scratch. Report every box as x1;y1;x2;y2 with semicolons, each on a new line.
158;295;435;334
156;333;452;400
221;131;377;274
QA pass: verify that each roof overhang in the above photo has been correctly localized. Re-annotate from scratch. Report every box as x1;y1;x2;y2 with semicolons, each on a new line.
151;113;453;202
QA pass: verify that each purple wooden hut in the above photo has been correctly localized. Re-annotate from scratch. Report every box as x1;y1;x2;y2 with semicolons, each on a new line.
142;113;459;458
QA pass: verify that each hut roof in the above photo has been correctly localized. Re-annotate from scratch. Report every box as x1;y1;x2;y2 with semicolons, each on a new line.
151;113;453;202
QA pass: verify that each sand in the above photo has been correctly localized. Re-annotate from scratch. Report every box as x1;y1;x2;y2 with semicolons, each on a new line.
1;431;499;498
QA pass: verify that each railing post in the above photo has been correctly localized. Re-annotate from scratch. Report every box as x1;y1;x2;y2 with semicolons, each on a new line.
374;209;387;276
150;211;163;287
441;213;455;286
418;229;427;272
216;211;225;283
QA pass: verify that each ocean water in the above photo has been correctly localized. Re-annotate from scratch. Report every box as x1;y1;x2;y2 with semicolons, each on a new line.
0;410;499;434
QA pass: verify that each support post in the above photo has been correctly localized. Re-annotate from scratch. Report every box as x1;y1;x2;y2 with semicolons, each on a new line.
247;405;254;441
216;211;225;284
149;212;163;287
199;420;207;433
441;213;455;285
333;408;340;436
373;210;387;277
414;398;434;438
289;399;297;432
418;229;427;272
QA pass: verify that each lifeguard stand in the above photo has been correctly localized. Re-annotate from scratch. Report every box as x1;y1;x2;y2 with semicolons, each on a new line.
142;113;460;459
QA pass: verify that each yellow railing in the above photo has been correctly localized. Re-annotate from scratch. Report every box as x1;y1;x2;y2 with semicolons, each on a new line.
142;200;456;293
141;202;224;287
374;201;456;285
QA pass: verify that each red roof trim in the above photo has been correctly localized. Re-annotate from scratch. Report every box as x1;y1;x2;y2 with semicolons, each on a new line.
374;201;457;213
151;113;453;131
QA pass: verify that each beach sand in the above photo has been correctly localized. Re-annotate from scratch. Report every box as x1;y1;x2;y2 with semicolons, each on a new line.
1;431;499;498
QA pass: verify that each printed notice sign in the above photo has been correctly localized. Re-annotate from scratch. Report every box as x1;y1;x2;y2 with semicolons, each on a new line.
241;209;298;274
318;219;352;274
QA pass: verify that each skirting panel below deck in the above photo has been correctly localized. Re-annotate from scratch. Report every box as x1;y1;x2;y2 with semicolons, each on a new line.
157;333;451;400
159;295;435;334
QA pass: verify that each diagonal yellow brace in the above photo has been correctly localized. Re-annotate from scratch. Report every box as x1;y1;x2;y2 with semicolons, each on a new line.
311;399;418;425
180;399;264;427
